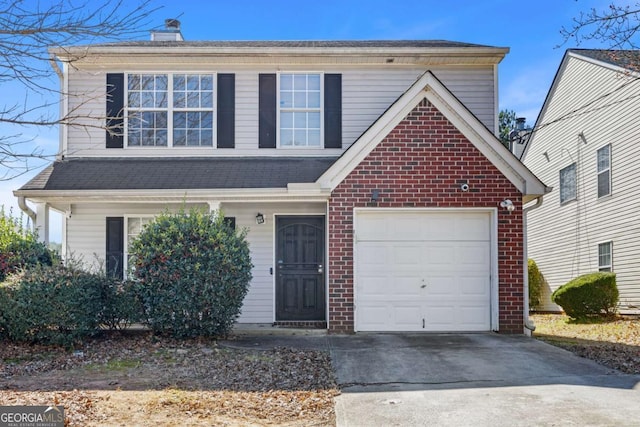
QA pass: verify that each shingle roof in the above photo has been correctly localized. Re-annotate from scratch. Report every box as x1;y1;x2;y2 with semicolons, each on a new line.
71;40;495;49
19;157;337;191
570;49;640;70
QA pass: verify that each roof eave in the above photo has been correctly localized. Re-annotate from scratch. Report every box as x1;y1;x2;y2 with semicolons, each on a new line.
13;186;331;204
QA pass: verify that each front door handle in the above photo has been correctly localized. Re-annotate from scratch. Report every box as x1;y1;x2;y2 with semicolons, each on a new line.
318;264;323;273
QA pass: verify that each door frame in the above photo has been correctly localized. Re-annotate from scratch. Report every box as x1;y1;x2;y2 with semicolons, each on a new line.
352;207;499;332
272;213;328;323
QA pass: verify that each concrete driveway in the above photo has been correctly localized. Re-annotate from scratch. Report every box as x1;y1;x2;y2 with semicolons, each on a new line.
223;331;640;426
330;333;640;427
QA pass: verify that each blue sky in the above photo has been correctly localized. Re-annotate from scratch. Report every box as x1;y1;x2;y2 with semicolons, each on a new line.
0;0;619;241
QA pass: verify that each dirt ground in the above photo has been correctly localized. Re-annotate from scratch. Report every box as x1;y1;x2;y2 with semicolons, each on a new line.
0;332;339;426
532;313;640;374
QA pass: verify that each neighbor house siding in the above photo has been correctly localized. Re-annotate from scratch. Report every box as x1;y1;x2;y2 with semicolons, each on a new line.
65;201;326;324
328;98;523;334
64;65;497;157
524;54;640;312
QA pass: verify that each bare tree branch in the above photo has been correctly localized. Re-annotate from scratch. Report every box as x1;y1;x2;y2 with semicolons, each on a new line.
0;0;159;180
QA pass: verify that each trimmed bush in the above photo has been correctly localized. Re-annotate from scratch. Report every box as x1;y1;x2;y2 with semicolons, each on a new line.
528;259;544;310
98;276;143;330
129;208;253;338
0;265;105;345
551;272;618;319
0;207;54;281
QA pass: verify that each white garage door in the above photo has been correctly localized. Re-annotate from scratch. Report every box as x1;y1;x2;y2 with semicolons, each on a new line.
355;210;492;332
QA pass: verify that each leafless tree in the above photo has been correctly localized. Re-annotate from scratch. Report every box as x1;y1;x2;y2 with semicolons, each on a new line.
0;0;158;180
560;2;640;73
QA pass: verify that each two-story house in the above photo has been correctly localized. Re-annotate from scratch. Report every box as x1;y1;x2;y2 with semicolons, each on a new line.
14;21;546;333
522;49;640;313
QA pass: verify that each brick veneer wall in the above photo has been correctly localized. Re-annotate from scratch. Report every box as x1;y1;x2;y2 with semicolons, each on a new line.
328;98;524;334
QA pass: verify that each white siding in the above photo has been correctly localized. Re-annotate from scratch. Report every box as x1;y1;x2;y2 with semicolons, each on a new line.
65;201;326;323
64;65;497;157
524;54;640;312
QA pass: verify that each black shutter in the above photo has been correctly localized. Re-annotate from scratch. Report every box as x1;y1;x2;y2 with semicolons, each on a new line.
324;74;342;149
106;217;124;279
106;73;124;148
259;74;277;148
217;74;235;148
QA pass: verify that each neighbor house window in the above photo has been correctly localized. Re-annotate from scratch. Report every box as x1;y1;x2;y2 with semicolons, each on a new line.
598;241;613;272
279;73;321;147
126;74;214;147
559;163;577;204
597;144;611;198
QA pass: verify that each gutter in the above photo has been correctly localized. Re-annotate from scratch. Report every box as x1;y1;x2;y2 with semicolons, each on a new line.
17;196;36;226
522;195;545;333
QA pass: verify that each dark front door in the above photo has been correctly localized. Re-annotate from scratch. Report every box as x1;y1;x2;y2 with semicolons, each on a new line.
276;216;325;321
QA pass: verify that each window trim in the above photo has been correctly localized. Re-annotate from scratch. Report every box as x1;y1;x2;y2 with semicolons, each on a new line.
596;144;612;199
124;72;217;148
597;241;613;272
123;215;155;276
559;162;577;205
276;71;324;149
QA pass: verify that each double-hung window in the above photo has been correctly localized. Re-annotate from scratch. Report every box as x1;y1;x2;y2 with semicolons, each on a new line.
598;241;613;272
126;74;214;147
559;163;577;204
279;73;321;147
597;144;611;198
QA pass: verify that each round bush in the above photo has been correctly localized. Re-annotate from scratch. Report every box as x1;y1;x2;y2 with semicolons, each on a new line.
129;208;253;338
551;272;618;319
0;265;106;345
528;259;544;310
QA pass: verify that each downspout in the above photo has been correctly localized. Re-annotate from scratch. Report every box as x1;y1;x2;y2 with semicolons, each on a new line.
17;196;36;227
522;195;544;334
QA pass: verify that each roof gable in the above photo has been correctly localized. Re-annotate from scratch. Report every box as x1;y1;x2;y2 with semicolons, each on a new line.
521;49;640;161
317;71;547;201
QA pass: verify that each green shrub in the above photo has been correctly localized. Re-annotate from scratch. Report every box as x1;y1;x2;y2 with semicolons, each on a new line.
551;272;618;319
98;276;144;330
129;208;253;339
0;207;54;281
528;259;544;310
0;265;105;345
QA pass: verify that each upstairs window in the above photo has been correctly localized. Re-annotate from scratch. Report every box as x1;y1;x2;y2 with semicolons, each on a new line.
279;73;321;147
597;144;611;198
598;241;613;272
126;74;214;147
559;163;577;204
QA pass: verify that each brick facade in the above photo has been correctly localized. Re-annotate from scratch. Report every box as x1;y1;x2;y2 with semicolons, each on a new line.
327;98;524;334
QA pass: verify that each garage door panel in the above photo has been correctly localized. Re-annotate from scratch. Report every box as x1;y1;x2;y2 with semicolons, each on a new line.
355;211;492;332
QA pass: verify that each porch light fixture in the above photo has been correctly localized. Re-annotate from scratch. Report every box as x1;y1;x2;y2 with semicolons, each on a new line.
500;199;515;213
371;189;380;202
255;213;265;224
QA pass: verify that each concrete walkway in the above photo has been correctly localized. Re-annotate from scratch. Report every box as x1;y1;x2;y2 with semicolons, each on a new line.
221;332;640;426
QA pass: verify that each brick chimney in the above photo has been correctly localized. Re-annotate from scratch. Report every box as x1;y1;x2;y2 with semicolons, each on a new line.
151;19;184;41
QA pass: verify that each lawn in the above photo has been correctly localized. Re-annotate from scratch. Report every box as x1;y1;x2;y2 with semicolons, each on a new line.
531;313;640;374
0;332;339;426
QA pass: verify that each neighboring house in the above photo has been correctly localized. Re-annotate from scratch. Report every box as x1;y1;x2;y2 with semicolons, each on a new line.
14;21;546;333
522;49;640;313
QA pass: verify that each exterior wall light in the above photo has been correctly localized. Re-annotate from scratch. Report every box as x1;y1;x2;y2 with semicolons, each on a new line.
255;213;265;224
500;199;515;213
